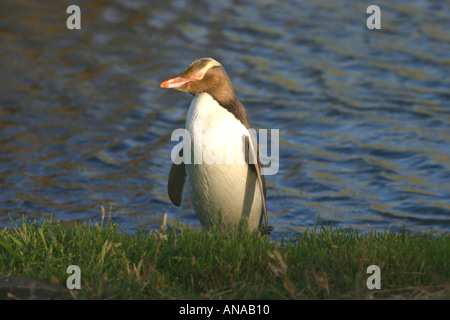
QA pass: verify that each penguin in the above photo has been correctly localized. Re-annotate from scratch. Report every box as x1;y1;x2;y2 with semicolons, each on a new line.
160;57;268;233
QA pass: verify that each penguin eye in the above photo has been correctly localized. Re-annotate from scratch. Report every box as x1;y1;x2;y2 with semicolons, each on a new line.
193;71;204;80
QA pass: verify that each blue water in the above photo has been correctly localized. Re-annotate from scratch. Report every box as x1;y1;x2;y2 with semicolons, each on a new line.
0;0;449;239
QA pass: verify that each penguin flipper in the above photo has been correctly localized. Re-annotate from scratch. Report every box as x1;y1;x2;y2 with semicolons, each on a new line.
245;134;268;233
168;161;186;207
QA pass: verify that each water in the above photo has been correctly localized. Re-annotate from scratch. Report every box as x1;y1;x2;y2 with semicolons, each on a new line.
0;0;449;239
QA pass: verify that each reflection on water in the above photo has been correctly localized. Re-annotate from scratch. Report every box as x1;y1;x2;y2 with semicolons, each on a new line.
0;0;449;239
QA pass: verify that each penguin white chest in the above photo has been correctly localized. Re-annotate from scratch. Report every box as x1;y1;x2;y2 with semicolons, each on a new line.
184;93;263;230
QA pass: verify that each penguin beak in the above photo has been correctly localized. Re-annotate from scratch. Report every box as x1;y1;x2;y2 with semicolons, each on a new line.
160;71;204;89
160;76;193;89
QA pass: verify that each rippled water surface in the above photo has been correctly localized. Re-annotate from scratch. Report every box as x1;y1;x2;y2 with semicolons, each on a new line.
1;0;449;239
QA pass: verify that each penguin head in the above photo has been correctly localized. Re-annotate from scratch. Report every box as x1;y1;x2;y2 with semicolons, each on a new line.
160;57;234;97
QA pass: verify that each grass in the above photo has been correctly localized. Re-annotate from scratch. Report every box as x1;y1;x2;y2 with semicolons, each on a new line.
0;214;448;299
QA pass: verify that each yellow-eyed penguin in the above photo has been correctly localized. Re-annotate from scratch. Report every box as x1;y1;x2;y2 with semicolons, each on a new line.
160;57;268;233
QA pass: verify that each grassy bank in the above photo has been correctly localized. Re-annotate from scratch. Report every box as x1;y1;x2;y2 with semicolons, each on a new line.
0;217;448;299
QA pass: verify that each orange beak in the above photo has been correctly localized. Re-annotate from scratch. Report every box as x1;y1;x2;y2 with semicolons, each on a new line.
160;76;193;89
160;71;204;89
